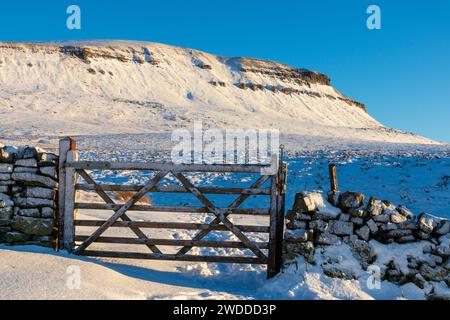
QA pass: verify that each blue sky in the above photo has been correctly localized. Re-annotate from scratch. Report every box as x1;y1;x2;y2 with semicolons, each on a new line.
1;0;449;142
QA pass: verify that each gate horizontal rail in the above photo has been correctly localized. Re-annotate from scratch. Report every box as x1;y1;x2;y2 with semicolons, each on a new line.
74;203;270;215
58;137;286;279
66;161;273;173
75;184;270;195
74;236;270;249
75;220;270;233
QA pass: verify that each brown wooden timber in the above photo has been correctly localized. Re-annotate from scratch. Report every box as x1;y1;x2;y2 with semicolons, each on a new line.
173;172;268;263
74;203;270;216
272;162;286;279
76;169;162;254
73;171;169;254
267;174;279;278
329;163;338;193
176;175;271;255
80;250;265;264
75;184;270;195
63;150;78;251
57;138;72;251
74;220;270;233
59;137;287;278
74;236;270;249
66;161;271;173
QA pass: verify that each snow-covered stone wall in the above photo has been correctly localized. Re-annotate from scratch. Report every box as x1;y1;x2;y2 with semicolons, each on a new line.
0;145;58;247
283;191;449;299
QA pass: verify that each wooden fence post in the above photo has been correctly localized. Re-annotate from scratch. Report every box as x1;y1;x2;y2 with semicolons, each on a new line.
274;162;287;278
58;137;75;250
58;137;76;251
329;164;338;193
267;154;282;279
63;149;78;252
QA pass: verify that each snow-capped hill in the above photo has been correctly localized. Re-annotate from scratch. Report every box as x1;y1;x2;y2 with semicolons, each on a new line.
0;40;439;145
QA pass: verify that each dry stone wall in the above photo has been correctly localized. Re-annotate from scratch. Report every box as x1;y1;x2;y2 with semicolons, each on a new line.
0;145;58;247
283;190;450;298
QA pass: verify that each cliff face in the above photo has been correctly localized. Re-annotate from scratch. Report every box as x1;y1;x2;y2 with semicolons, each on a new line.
238;57;331;86
224;56;366;112
0;40;435;145
0;41;366;112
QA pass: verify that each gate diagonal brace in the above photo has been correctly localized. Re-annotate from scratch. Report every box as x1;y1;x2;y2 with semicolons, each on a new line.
76;169;162;254
176;175;270;256
172;172;268;263
74;171;169;254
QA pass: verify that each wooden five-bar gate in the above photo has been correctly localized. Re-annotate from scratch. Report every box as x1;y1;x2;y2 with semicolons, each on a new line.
58;138;287;278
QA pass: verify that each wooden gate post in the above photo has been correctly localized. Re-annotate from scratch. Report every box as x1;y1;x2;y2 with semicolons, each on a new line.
268;162;287;279
58;137;76;251
277;162;287;262
267;155;283;279
63;150;78;252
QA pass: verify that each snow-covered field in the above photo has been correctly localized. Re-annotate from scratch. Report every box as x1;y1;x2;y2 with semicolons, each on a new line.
69;141;450;219
0;144;448;300
1;130;448;301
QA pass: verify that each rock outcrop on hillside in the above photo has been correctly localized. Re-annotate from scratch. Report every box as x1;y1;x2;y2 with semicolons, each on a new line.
0;41;437;146
284;190;450;300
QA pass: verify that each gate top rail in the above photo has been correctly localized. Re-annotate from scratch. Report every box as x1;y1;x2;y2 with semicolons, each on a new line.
66;158;278;174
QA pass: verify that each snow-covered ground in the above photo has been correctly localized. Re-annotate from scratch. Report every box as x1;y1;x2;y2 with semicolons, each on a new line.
2;134;448;300
69;145;450;219
1;234;446;300
0;146;448;300
0;40;448;300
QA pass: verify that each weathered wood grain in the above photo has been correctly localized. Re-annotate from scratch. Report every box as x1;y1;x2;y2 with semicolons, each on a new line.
74;220;270;233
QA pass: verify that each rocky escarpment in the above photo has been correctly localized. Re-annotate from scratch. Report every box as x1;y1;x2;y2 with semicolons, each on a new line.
0;41;367;113
232;81;366;112
238;57;331;86
0;43;158;65
223;57;367;112
61;45;158;65
283;191;449;300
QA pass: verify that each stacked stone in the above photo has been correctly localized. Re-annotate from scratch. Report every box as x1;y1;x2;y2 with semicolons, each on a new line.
0;145;58;247
283;190;450;295
389;240;450;290
285;191;450;248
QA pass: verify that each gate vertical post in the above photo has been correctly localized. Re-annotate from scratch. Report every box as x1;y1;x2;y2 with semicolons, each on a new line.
62;143;78;252
275;162;287;273
267;155;280;279
58;137;75;251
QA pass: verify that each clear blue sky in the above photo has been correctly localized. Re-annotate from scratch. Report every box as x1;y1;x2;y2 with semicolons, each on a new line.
1;0;449;142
